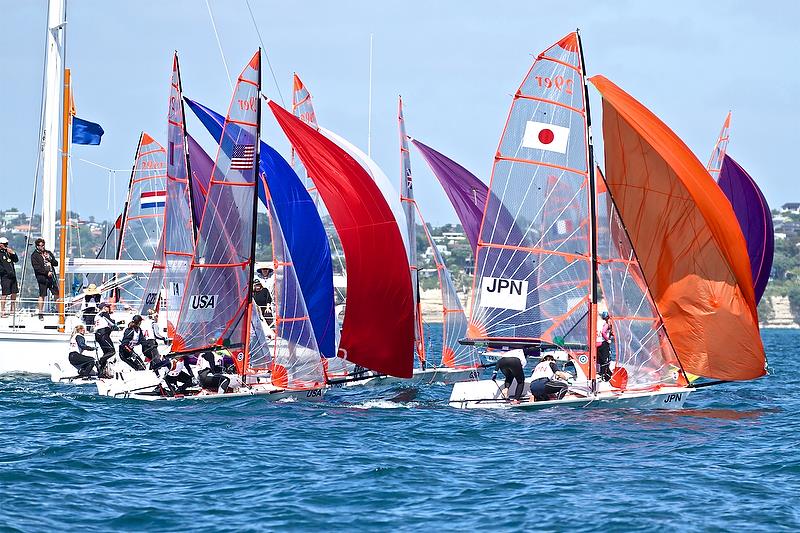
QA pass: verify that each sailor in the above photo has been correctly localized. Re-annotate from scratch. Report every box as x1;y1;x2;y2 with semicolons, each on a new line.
140;310;165;366
493;348;527;402
0;237;19;317
30;238;59;320
252;279;273;324
93;303;117;358
82;284;102;327
196;349;230;394
528;354;571;401
118;315;147;370
68;324;98;378
596;311;614;381
163;355;194;395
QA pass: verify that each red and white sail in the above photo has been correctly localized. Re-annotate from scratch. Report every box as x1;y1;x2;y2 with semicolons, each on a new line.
268;100;414;378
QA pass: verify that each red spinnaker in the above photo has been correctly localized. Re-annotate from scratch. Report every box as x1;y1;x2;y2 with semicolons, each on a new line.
268;100;414;378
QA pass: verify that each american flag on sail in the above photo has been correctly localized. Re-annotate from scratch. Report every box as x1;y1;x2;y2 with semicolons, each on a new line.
230;144;255;170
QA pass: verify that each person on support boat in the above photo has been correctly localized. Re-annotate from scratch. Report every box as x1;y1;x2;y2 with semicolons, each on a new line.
68;324;98;378
196;349;230;394
493;348;528;402
118;315;146;370
596;311;614;382
528;354;571;402
252;279;274;325
82;284;101;327
163;355;194;396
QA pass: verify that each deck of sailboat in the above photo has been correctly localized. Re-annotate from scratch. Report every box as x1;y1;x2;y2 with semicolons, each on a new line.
449;384;694;410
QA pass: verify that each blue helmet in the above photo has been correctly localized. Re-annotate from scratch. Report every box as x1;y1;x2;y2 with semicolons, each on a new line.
600;311;609;320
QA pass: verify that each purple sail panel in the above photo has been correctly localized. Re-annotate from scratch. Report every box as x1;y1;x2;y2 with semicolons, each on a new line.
187;133;213;226
411;139;487;254
718;155;774;303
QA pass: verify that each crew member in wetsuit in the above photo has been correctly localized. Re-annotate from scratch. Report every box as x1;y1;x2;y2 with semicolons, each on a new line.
93;303;116;355
596;311;614;381
528;354;571;401
118;315;146;370
68;325;97;378
494;348;527;401
163;355;194;395
197;350;230;394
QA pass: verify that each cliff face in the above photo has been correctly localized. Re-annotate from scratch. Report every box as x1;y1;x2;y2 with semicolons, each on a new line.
761;295;799;329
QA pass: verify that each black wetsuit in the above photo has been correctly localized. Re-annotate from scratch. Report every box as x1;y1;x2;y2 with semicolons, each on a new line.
68;334;97;378
197;352;230;393
496;355;526;400
94;311;116;356
164;359;194;394
118;327;146;370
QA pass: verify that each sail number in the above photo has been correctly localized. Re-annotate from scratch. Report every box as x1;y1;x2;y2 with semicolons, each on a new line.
534;75;573;95
306;389;322;398
238;97;257;111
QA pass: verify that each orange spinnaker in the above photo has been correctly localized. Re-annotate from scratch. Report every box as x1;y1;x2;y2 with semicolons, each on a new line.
590;75;765;381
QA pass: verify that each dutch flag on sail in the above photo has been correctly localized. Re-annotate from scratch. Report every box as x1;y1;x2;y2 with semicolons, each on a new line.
140;190;166;209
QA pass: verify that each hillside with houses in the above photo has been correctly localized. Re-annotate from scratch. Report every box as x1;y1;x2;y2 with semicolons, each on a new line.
3;206;797;327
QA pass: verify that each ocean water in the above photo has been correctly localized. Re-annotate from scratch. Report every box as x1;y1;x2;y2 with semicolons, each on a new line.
0;328;798;532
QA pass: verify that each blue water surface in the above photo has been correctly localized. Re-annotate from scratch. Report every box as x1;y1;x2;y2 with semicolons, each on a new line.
0;328;798;532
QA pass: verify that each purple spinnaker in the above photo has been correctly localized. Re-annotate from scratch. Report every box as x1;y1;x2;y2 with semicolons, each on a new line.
411;139;487;254
187;133;213;226
718;154;774;304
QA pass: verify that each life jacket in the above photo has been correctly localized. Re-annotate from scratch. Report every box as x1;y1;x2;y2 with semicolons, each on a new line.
531;360;556;380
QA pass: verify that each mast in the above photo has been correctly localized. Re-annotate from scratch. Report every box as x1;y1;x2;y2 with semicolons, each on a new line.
42;0;66;248
576;30;599;392
176;54;197;244
57;67;71;331
398;96;425;368
242;48;262;381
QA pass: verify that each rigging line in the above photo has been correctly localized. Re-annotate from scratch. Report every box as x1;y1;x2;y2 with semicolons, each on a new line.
205;0;233;91
21;7;54;299
243;0;285;107
367;33;373;157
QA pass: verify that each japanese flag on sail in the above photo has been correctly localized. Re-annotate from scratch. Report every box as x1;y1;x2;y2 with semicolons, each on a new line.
140;190;166;209
522;121;570;153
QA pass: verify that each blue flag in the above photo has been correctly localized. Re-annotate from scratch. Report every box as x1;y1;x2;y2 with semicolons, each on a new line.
72;117;104;145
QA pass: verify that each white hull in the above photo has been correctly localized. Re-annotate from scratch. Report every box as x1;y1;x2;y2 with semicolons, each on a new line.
449;379;693;410
0;328;71;374
95;370;326;402
327;366;482;389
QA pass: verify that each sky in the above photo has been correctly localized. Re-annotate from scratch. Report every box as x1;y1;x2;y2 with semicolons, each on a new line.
0;0;797;226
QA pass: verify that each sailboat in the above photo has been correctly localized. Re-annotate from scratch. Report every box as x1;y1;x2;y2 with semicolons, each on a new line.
707;114;774;304
450;31;765;409
390;96;482;384
98;51;326;401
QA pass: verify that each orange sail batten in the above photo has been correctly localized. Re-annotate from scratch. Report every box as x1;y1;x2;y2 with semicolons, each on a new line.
589;75;765;381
